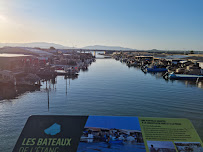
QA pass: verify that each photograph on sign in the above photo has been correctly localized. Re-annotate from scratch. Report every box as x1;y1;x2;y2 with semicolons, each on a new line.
77;116;146;152
146;141;176;152
174;142;203;152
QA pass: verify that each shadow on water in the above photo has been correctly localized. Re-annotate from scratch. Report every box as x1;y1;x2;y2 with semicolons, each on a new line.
131;66;203;89
0;73;80;102
0;76;60;102
64;74;79;80
81;68;89;72
0;85;40;101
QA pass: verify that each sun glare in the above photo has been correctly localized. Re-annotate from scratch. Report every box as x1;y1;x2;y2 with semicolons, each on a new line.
0;14;7;22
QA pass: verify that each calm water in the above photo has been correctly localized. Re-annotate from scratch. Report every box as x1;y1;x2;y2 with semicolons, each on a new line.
0;58;203;151
77;142;146;152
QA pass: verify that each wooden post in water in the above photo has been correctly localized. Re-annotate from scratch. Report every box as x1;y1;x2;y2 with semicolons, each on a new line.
49;80;51;89
66;78;67;96
46;81;47;89
47;88;49;111
196;77;199;84
38;80;41;86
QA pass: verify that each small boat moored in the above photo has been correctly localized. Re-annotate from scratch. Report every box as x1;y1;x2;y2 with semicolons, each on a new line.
142;65;168;73
165;72;203;80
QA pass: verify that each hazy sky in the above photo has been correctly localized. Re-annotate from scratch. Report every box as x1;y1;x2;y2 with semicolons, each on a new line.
0;0;202;50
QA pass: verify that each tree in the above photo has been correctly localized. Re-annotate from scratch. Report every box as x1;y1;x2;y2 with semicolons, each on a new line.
50;46;56;50
190;50;194;54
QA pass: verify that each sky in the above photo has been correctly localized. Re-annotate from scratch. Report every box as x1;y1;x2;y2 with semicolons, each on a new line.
0;0;202;50
85;116;141;130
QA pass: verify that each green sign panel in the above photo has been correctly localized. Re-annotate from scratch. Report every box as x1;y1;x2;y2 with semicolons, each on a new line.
13;115;88;152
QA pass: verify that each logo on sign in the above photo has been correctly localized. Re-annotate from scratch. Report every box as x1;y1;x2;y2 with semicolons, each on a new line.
44;123;61;135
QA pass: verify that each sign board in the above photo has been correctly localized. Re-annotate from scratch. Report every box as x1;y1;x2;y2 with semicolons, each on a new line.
13;115;203;152
13;115;88;152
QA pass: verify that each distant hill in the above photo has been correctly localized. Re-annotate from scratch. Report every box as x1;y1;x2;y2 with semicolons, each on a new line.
0;43;136;51
0;43;202;52
82;45;135;50
0;42;73;49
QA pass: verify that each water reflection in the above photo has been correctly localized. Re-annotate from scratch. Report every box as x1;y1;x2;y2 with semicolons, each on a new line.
184;80;203;89
0;85;40;101
44;75;79;111
47;88;50;111
0;61;202;103
0;73;81;102
81;68;89;72
64;74;79;80
131;66;203;89
0;59;203;152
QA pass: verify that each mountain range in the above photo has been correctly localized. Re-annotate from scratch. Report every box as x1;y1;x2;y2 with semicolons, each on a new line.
0;42;134;50
82;45;134;50
0;42;72;49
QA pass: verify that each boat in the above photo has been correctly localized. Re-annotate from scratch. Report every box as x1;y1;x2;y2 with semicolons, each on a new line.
126;61;138;67
55;69;79;76
55;70;67;75
167;72;203;80
130;62;138;67
146;66;168;72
